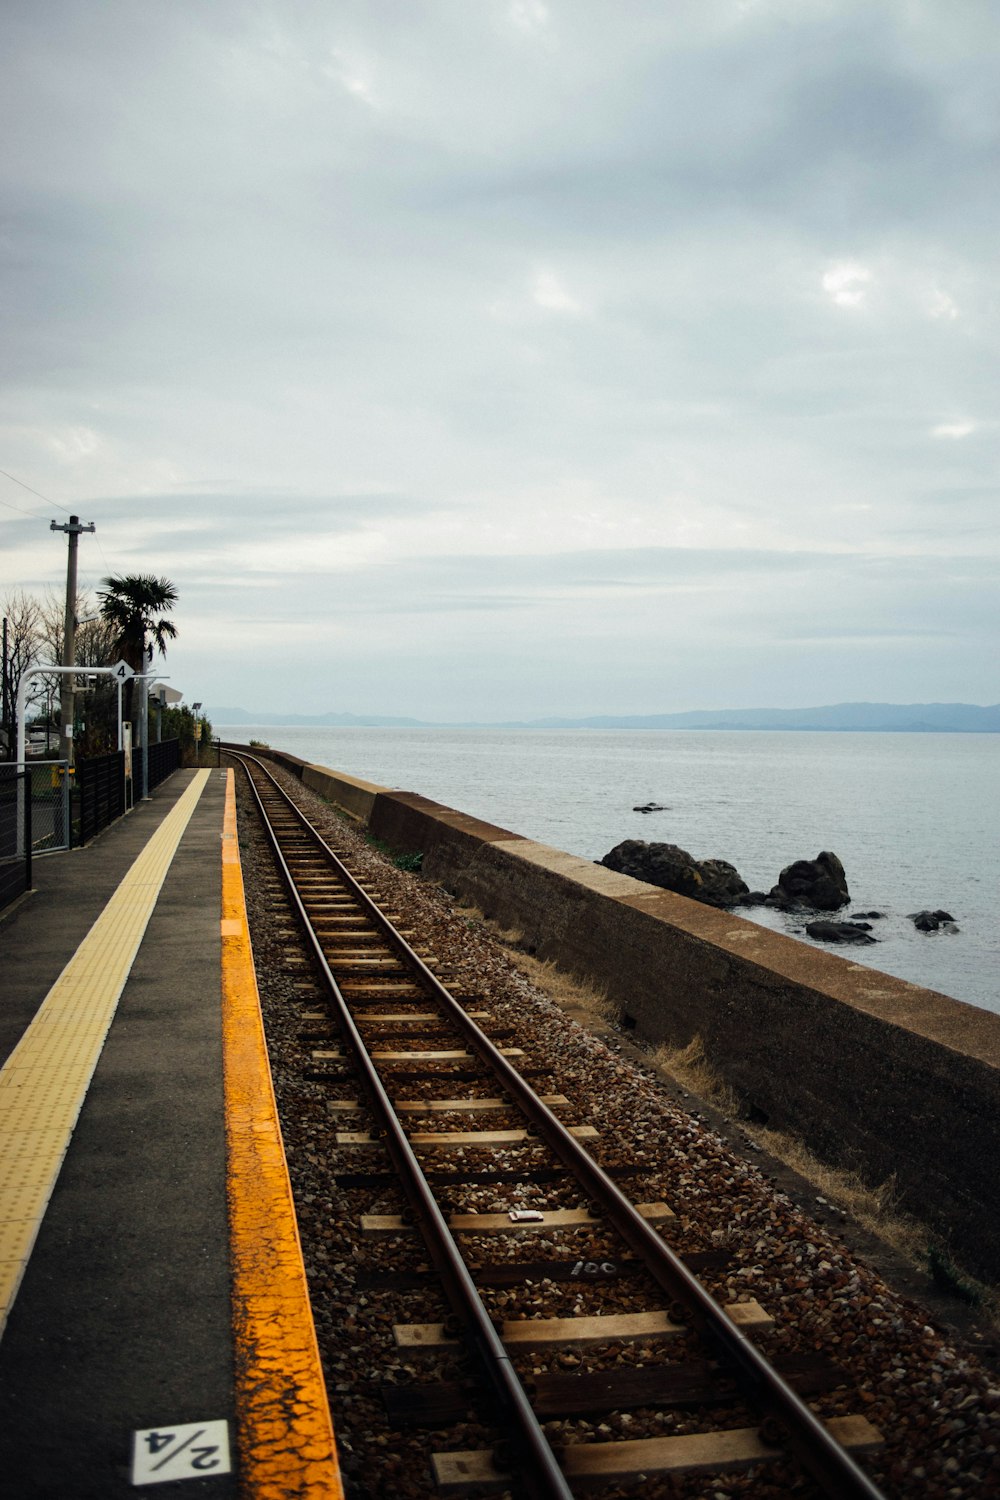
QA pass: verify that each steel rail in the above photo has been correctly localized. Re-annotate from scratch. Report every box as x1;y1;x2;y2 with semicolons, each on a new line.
236;751;888;1500
236;753;574;1500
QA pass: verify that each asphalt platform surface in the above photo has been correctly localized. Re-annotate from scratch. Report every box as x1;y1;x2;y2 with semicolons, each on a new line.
0;769;238;1500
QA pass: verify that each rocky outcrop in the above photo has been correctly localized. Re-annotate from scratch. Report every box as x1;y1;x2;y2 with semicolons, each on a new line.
909;909;959;933
805;919;876;945
600;840;749;908
633;802;670;814
697;858;751;906
768;851;849;911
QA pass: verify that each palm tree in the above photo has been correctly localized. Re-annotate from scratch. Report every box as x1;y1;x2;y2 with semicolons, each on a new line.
97;574;178;721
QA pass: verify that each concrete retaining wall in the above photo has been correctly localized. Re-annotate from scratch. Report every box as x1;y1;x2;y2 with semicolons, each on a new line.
300;764;385;825
262;747;1000;1282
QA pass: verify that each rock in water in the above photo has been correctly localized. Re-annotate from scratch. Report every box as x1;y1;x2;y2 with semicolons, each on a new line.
698;858;752;907
769;851;849;911
600;840;749;908
737;891;770;907
909;909;959;932
805;920;876;945
601;840;702;899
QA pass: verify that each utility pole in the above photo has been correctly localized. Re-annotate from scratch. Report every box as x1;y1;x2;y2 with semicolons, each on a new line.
50;515;96;767
139;645;151;800
2;615;9;758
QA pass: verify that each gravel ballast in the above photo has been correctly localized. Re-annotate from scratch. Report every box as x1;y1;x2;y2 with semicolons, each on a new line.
232;758;1000;1500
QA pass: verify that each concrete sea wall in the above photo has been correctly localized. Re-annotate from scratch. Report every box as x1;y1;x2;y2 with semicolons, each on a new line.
260;748;1000;1282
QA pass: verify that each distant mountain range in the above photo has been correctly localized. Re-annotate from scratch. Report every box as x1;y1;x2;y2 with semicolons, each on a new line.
210;701;1000;733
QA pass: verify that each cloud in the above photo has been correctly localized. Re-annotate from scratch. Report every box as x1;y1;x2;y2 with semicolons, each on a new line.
531;269;585;315
1;1;998;718
507;1;551;35
822;262;872;308
927;288;959;320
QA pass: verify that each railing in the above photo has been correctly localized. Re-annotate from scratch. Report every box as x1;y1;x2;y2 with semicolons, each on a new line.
0;765;31;911
76;751;126;847
2;739;182;862
147;737;180;792
27;761;72;852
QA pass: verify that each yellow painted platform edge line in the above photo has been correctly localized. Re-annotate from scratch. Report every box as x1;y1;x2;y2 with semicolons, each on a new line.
221;770;343;1500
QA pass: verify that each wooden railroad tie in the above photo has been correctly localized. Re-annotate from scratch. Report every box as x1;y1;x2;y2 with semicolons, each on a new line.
396;1302;772;1350
361;1202;674;1237
350;1011;490;1023
337;1126;599;1147
380;1342;839;1427
432;1415;883;1491
328;1094;569;1114
313;1047;525;1062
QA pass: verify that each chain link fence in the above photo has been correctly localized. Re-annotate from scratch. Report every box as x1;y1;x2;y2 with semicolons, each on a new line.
0;765;31;912
26;761;71;852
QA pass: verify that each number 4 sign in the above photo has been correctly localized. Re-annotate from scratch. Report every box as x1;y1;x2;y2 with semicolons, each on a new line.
111;660;135;681
131;1420;231;1486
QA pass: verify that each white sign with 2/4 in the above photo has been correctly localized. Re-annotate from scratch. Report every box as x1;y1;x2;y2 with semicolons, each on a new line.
131;1420;231;1486
110;661;135;681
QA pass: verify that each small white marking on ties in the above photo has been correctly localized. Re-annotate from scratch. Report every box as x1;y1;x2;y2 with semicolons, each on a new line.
131;1420;231;1485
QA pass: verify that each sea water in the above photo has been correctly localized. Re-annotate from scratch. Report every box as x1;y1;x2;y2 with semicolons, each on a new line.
220;726;999;1016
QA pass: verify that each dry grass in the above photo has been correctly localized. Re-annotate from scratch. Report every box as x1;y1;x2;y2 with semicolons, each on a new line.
456;900;616;1027
505;949;616;1027
652;1036;742;1120
752;1129;924;1258
652;1034;964;1287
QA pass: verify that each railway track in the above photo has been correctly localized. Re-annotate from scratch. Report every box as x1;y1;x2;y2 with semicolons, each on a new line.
230;748;891;1499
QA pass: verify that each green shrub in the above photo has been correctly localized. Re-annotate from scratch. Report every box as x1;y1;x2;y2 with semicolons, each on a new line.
394;851;423;872
927;1245;982;1305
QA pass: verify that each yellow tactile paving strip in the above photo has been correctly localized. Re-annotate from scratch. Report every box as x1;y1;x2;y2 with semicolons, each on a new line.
220;770;343;1498
0;769;212;1337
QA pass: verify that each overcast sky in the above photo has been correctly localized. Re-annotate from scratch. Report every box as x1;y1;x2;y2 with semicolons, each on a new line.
2;0;998;721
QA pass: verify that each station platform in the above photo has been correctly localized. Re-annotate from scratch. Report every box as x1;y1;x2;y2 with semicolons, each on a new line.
0;769;341;1499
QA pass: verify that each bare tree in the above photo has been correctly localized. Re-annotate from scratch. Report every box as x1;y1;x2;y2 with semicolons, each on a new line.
36;587;68;671
75;600;120;755
77;609;118;668
2;590;44;752
34;588;121;755
37;588;118;670
3;580;177;758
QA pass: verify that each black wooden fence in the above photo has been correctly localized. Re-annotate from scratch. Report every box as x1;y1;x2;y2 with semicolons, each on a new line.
147;737;180;792
0;765;31;912
76;750;126;847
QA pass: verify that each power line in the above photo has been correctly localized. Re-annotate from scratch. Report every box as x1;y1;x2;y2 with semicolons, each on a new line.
0;492;41;517
0;467;74;515
2;467;150;607
89;530;118;581
0;464;117;587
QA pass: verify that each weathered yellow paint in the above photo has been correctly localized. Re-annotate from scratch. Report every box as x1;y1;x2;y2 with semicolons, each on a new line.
0;769;211;1338
221;770;343;1499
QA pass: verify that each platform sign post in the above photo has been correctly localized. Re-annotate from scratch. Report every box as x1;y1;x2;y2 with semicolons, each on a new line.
109;659;133;753
135;666;151;801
